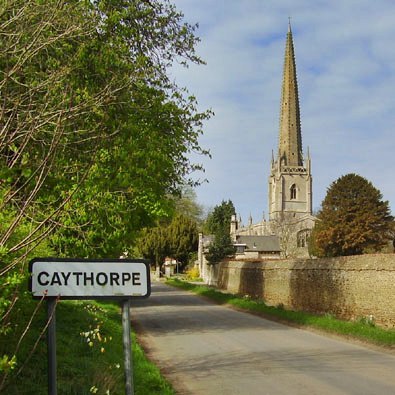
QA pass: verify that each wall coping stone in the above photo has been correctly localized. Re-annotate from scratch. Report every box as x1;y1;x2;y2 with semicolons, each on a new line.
224;254;395;271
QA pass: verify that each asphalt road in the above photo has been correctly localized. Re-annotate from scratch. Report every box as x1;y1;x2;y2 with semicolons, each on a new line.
131;282;395;395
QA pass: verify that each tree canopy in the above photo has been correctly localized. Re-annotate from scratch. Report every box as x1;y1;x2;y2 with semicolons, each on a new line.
310;173;393;257
0;0;210;261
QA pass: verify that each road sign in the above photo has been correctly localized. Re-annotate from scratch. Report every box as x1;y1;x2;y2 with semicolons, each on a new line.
29;258;150;299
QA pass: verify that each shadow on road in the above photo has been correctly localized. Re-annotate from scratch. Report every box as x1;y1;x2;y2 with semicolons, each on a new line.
130;282;292;334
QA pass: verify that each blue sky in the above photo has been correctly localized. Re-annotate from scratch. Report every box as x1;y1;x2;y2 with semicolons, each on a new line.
171;0;395;223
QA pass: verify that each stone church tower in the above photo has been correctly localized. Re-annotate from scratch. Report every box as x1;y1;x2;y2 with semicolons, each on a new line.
268;22;312;221
230;22;316;258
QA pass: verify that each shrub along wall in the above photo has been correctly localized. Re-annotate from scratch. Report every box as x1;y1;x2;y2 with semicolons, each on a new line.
216;255;395;328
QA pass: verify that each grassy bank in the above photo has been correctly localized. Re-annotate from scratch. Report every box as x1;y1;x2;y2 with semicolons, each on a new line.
167;278;395;349
0;296;174;395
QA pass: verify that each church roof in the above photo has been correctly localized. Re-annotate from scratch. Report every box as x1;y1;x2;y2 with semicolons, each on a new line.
235;235;281;252
278;22;303;167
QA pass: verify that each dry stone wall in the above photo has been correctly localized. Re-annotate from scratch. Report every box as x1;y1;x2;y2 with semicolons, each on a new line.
216;255;395;328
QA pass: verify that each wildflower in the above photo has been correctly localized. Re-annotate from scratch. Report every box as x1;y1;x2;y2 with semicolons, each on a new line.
89;386;98;393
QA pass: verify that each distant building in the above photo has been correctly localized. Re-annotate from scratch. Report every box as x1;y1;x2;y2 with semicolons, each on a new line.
234;235;281;260
164;257;177;277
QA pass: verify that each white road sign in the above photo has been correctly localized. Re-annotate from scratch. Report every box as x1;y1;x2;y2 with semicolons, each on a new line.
29;258;150;299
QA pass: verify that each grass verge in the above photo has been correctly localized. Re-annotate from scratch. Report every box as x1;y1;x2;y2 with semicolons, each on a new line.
0;295;174;395
167;278;395;349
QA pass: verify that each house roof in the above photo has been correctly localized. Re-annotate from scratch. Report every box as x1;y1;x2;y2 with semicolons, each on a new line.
235;235;281;252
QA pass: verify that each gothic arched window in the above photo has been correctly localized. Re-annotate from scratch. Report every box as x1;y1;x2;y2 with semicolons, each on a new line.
290;184;297;200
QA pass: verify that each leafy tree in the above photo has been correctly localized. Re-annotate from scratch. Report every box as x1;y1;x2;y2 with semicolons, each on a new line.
171;186;205;225
205;200;236;264
270;213;298;258
0;0;210;384
310;174;393;257
0;0;210;259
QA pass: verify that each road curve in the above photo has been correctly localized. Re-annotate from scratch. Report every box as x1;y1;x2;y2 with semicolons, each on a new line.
131;282;395;395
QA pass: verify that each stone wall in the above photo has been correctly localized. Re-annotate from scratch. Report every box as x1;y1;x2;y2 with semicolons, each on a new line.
216;254;395;328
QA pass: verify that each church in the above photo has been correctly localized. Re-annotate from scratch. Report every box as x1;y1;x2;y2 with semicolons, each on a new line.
230;22;316;259
197;23;316;277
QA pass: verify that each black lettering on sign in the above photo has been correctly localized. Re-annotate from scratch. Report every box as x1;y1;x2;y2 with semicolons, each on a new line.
110;272;120;285
50;272;62;286
96;272;108;286
122;272;131;285
84;272;94;286
132;272;141;285
61;272;71;286
38;271;49;286
73;272;83;286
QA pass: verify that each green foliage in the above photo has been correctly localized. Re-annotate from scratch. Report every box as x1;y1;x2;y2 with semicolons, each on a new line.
137;214;198;271
205;233;235;265
0;0;210;256
0;355;17;375
0;295;173;394
138;226;170;269
0;0;210;381
170;186;205;225
167;215;199;268
204;200;236;264
310;174;393;257
205;200;235;235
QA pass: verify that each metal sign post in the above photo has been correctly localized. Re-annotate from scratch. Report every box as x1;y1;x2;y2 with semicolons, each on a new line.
122;299;133;395
47;298;57;395
28;258;150;395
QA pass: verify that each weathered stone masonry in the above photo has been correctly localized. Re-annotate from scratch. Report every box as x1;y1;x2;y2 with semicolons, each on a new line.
216;254;395;328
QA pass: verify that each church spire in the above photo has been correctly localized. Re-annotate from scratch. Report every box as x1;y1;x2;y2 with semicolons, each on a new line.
268;22;313;222
278;21;303;167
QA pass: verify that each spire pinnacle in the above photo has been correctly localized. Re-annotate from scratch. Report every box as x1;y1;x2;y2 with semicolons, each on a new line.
278;22;303;167
288;17;292;33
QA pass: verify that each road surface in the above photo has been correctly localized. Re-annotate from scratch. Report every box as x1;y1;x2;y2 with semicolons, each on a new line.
131;282;395;395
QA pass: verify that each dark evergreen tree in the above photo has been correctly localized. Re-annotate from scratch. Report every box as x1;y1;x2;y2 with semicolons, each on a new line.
138;226;170;271
205;200;236;264
205;200;236;235
310;173;393;257
137;214;198;272
167;214;199;269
